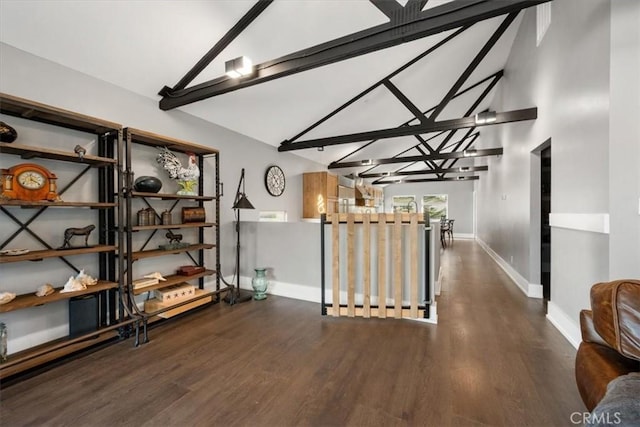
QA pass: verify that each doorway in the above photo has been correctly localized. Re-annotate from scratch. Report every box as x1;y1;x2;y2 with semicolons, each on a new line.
541;146;551;300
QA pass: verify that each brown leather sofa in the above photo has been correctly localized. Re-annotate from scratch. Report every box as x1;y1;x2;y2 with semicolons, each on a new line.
575;279;640;411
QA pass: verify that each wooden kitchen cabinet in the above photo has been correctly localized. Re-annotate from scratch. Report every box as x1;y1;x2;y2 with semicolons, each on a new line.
303;172;338;219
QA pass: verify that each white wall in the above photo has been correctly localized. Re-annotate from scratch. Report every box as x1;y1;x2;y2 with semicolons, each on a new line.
383;180;475;235
0;43;327;352
476;0;640;347
609;0;640;279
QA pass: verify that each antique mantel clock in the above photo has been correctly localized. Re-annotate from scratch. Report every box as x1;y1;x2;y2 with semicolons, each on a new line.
1;163;60;201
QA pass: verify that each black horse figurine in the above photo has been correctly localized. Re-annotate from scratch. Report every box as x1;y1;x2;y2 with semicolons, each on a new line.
61;224;95;249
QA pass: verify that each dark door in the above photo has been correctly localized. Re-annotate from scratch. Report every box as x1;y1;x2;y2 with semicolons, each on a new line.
541;146;551;300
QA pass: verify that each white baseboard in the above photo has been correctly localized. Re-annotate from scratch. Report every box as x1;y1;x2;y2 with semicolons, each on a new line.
476;238;542;299
227;275;437;323
226;275;321;303
9;324;68;354
453;233;475;239
546;301;580;349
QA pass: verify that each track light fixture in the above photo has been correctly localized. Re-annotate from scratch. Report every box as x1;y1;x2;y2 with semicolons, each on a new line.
225;56;253;78
475;110;497;125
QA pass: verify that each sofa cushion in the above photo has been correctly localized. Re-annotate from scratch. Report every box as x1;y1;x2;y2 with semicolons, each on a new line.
575;342;639;411
591;280;640;361
588;372;640;426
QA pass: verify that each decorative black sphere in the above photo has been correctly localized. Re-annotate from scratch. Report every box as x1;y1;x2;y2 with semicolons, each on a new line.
134;176;162;193
0;121;18;143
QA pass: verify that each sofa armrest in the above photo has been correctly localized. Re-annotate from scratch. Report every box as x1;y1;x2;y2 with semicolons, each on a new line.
581;310;610;347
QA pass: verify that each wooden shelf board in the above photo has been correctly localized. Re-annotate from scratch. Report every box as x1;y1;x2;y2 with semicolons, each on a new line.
132;270;215;295
0;329;119;379
0;280;118;313
0;92;121;134
127;243;215;261
131;222;216;231
124;128;218;155
0;245;117;264
0;200;116;208
129;191;215;201
143;289;213;318
0;142;116;165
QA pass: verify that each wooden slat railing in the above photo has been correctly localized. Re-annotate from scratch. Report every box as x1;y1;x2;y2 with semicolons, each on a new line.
321;213;431;320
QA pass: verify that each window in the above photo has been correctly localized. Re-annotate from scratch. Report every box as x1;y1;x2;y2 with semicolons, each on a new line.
422;194;448;221
392;195;417;213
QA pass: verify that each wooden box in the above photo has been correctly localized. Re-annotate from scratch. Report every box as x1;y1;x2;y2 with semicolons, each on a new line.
154;283;195;303
144;290;212;319
177;265;206;276
182;207;205;223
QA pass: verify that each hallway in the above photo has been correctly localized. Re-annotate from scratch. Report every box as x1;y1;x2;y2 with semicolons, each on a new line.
0;240;585;426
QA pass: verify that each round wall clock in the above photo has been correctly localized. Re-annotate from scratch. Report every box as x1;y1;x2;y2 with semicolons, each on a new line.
1;163;59;201
264;165;285;197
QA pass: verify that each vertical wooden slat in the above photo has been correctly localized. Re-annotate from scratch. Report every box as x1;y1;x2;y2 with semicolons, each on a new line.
410;214;419;318
347;213;355;317
393;212;403;319
363;214;371;318
332;218;340;317
377;214;386;318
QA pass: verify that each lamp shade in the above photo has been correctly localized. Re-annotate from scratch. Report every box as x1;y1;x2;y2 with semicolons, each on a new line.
233;193;255;210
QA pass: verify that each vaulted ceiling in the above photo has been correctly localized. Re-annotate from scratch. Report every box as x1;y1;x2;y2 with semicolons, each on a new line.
0;0;545;182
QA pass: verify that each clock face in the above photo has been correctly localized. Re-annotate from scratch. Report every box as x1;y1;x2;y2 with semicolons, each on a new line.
17;170;46;190
265;165;285;197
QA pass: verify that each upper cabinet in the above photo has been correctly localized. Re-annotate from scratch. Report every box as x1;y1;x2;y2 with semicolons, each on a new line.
302;171;338;219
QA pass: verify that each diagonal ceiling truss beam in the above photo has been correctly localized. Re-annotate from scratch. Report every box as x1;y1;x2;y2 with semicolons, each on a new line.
159;0;273;95
370;0;404;20
335;70;501;168
428;12;516;122
159;0;549;110
279;107;537;152
286;25;468;146
370;132;479;183
328;147;503;169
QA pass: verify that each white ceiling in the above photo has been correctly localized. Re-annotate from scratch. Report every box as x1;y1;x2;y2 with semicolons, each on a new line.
0;0;523;172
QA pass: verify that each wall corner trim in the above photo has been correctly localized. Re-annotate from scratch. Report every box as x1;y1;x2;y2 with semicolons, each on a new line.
549;213;610;234
546;301;581;349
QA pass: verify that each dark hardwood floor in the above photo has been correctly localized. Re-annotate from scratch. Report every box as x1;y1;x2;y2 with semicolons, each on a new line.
0;240;585;426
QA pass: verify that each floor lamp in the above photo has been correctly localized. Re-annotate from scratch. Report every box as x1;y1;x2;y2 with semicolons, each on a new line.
224;168;254;305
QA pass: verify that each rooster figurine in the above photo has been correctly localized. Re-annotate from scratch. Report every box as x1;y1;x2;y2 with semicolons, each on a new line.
156;147;200;195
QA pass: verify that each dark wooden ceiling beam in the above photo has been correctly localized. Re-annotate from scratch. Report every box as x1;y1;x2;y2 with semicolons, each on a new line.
360;165;488;178
159;0;549;110
280;107;536;152
159;0;273;95
279;25;468;146
428;12;516;122
328;147;503;169
376;175;480;184
383;80;428;125
330;68;498;165
370;0;404;20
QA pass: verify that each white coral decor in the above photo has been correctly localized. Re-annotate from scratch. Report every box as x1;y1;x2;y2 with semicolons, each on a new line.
60;276;85;293
76;269;98;287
